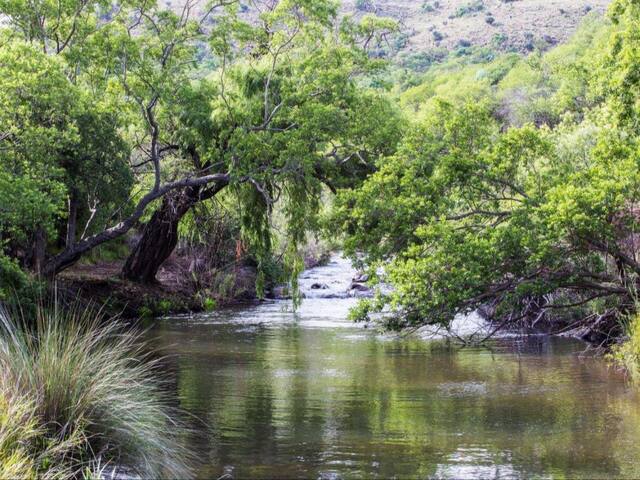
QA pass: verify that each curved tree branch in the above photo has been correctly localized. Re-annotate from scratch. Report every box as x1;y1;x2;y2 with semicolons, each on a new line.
43;172;230;276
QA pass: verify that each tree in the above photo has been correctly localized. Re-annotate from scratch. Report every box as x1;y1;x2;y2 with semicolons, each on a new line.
333;89;640;341
1;0;240;276
330;1;640;340
0;0;402;284
0;37;134;272
121;0;404;284
0;41;77;272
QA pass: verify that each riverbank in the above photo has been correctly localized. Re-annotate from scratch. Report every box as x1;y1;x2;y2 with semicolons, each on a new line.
57;250;332;319
54;248;628;374
475;303;622;348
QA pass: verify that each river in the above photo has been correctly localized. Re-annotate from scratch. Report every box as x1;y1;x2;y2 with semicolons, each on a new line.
148;255;640;479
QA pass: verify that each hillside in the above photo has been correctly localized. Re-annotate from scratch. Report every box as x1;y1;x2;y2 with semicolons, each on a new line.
342;0;611;55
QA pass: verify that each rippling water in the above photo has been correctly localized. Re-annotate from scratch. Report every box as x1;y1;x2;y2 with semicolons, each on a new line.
148;256;640;479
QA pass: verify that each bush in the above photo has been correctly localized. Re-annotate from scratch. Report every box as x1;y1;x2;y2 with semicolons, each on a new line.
0;254;29;302
202;297;217;311
355;0;374;12
400;49;447;72
421;1;439;12
0;254;43;317
0;303;192;478
452;0;484;18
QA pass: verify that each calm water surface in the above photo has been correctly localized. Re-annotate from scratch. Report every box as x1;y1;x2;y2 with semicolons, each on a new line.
148;257;640;479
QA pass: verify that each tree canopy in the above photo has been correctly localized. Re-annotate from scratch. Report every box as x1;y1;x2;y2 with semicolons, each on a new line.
331;0;640;340
0;0;403;302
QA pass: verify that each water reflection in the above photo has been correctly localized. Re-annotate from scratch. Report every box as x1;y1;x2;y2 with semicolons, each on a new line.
149;309;640;479
146;256;640;479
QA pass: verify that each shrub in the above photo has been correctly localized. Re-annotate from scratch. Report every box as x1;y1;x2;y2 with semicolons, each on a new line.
0;254;42;318
452;0;484;18
393;32;410;50
401;49;447;72
492;32;508;48
421;1;439;12
355;0;374;12
202;297;217;312
0;303;192;478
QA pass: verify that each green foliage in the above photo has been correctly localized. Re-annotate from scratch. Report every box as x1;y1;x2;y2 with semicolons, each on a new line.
0;0;637;351
612;312;640;381
600;0;640;131
202;297;217;312
355;0;374;12
497;14;610;126
0;255;29;302
398;50;518;112
333;3;640;334
421;1;440;13
0;303;192;478
192;6;404;296
0;254;42;317
452;0;484;18
399;49;448;72
0;42;72;244
0;36;132;271
0;0;403;296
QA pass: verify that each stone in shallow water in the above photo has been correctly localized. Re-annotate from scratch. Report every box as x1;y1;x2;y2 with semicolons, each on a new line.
349;282;370;292
352;273;369;283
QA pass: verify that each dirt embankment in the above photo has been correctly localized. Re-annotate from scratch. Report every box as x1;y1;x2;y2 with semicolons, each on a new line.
57;255;257;318
57;250;331;319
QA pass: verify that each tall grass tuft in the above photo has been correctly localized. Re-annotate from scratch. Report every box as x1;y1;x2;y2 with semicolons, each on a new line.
0;302;192;478
0;387;38;479
612;312;640;382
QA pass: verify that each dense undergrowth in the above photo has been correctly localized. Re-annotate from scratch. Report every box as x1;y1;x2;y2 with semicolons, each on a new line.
0;304;191;479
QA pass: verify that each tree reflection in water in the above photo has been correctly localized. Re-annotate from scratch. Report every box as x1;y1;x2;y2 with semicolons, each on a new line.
148;305;640;480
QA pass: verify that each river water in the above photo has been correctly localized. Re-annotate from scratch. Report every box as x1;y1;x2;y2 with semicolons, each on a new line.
149;256;640;479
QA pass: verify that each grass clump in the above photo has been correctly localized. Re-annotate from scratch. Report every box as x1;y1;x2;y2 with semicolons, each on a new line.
0;385;82;479
0;390;38;479
612;313;640;382
0;303;192;478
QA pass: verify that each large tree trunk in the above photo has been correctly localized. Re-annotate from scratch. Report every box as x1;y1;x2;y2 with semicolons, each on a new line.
41;173;230;277
122;186;201;283
32;227;47;275
66;192;78;248
121;178;229;283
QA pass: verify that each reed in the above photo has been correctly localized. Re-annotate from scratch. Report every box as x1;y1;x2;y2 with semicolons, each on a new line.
0;303;192;478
